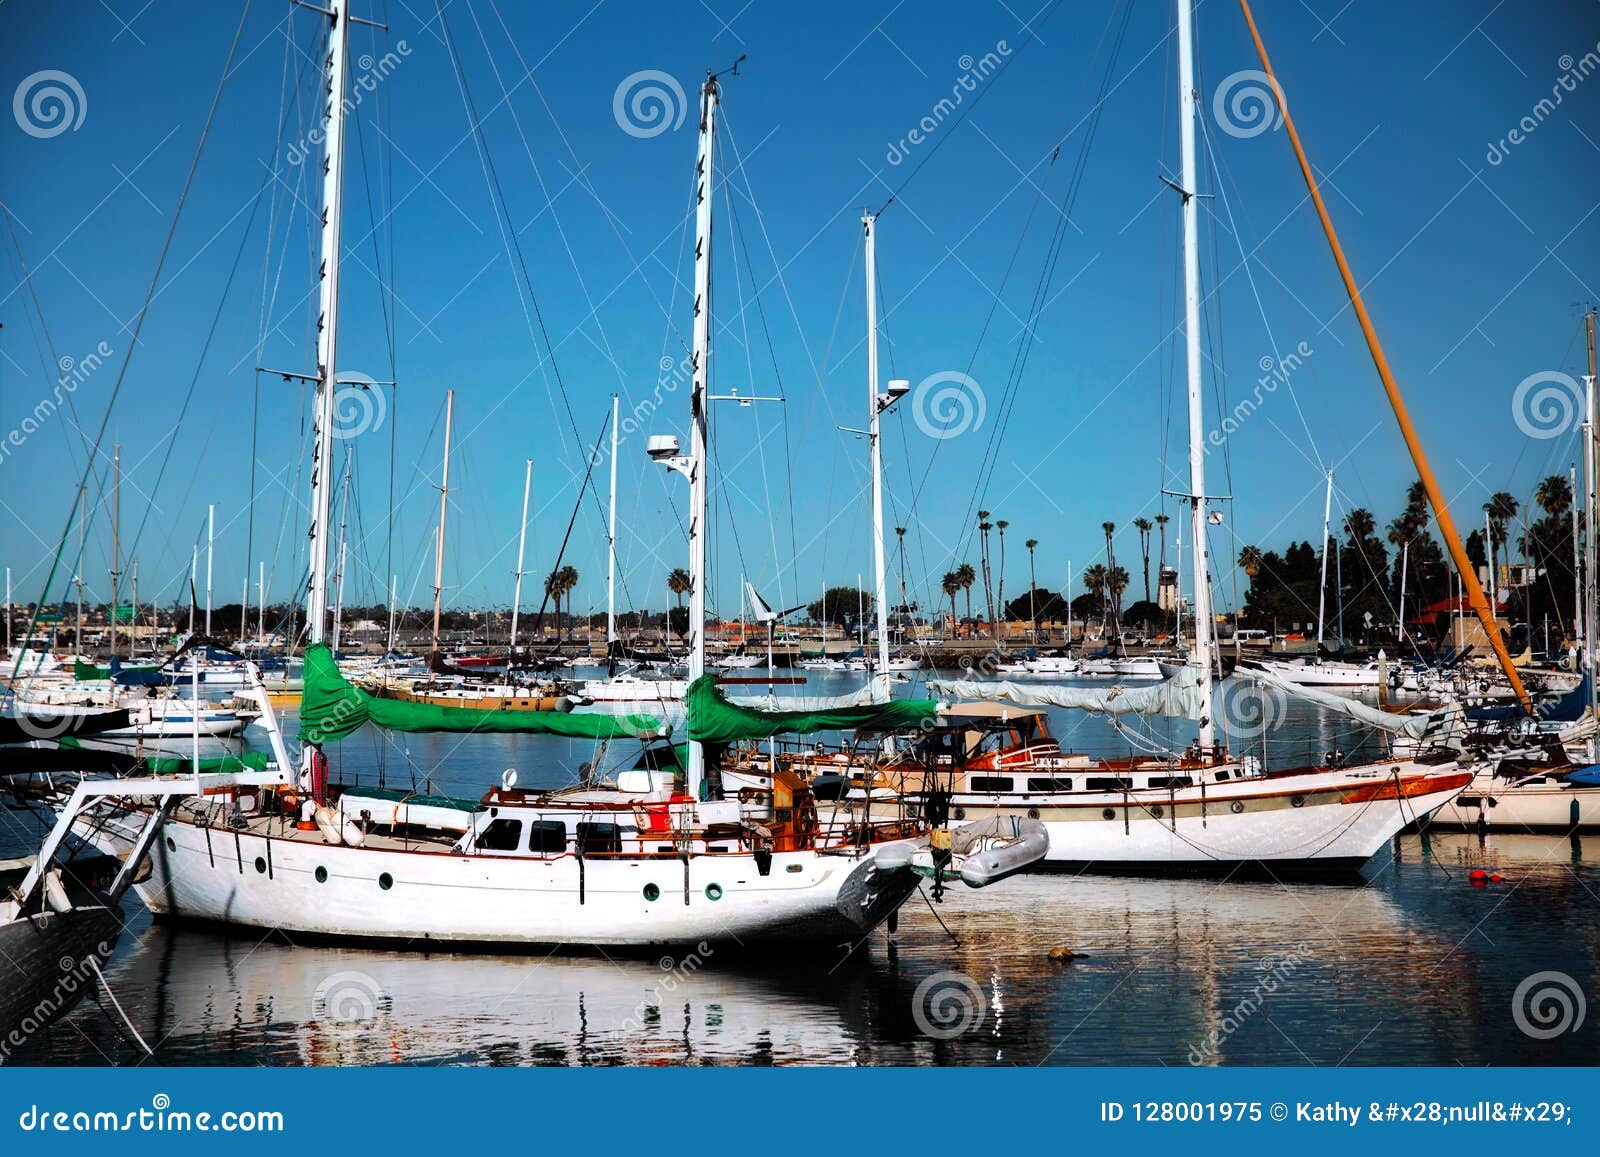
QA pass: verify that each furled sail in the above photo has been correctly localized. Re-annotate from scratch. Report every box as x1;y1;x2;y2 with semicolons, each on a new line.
686;674;937;744
725;683;887;712
298;644;663;744
930;664;1206;719
1248;665;1464;745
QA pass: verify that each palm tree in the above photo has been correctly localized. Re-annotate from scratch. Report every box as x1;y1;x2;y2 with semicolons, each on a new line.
941;571;962;635
1025;538;1039;639
1344;508;1376;542
1484;491;1520;589
955;562;976;635
1082;563;1108;629
995;519;1009;634
666;567;691;638
1101;521;1116;571
1536;474;1573;518
1154;513;1170;569
1238;545;1262;578
977;511;995;633
1134;517;1153;602
546;565;580;641
1107;566;1130;626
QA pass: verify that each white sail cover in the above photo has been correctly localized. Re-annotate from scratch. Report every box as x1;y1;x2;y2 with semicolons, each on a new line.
929;665;1206;719
1248;665;1464;745
725;683;888;712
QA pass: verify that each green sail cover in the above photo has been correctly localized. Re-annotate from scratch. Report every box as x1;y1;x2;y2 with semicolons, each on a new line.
147;752;271;776
297;643;663;744
684;674;938;745
74;657;159;681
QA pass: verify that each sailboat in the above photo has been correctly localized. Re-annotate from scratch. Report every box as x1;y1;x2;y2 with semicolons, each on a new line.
72;19;963;949
726;0;1480;873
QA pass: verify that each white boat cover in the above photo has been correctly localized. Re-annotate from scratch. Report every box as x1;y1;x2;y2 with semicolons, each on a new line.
1248;665;1465;745
929;664;1206;719
725;684;888;712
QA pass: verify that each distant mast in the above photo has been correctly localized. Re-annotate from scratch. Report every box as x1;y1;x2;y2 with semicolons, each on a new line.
607;392;619;656
431;389;455;654
511;458;532;650
306;0;351;649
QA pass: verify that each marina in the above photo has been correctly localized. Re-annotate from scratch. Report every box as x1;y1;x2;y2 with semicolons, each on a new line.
2;0;1597;1085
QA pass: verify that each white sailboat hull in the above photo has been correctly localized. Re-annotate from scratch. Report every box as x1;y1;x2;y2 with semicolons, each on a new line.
88;814;918;949
1250;658;1381;688
1428;769;1600;831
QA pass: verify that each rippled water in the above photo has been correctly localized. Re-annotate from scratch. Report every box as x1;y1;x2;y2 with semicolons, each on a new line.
5;673;1597;1066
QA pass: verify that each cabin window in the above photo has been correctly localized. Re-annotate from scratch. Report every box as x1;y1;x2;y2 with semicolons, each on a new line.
576;821;622;855
1148;776;1193;790
1026;777;1072;793
1086;776;1133;792
969;776;1014;793
529;820;567;854
477;818;523;852
1214;770;1231;782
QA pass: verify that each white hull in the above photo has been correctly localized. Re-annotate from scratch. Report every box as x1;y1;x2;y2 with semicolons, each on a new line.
11;697;252;738
1429;769;1600;831
1250;658;1381;688
1079;657;1164;680
86;813;918;949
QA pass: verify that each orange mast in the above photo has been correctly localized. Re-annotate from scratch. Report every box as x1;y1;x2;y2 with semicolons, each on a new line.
1235;0;1532;712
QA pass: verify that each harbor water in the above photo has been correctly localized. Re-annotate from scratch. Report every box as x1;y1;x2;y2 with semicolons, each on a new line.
4;672;1597;1066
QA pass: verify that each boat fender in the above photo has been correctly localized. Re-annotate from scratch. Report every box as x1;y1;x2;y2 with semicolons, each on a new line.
42;871;73;914
314;806;344;846
341;815;366;847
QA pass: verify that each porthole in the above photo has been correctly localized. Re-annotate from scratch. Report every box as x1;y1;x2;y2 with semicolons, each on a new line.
1027;808;1040;820
1290;795;1306;809
315;866;328;884
1230;801;1245;814
1102;807;1116;821
254;856;267;874
953;806;966;821
643;883;660;901
705;883;723;901
1150;805;1164;819
786;864;803;873
164;837;176;853
378;872;394;891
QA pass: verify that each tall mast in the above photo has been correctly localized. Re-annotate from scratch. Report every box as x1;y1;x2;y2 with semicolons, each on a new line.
1571;463;1581;649
607;393;619;652
110;443;120;655
865;212;893;699
511;458;532;650
306;0;351;648
685;75;718;802
431;388;454;654
205;502;214;637
258;560;266;642
74;490;84;655
1176;0;1215;748
189;547;197;634
1237;0;1530;711
1585;308;1597;748
1315;469;1332;649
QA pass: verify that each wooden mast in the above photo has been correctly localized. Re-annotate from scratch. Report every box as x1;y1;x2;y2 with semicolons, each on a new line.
1236;0;1532;711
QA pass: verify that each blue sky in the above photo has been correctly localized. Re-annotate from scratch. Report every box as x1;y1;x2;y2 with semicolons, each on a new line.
2;0;1597;626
